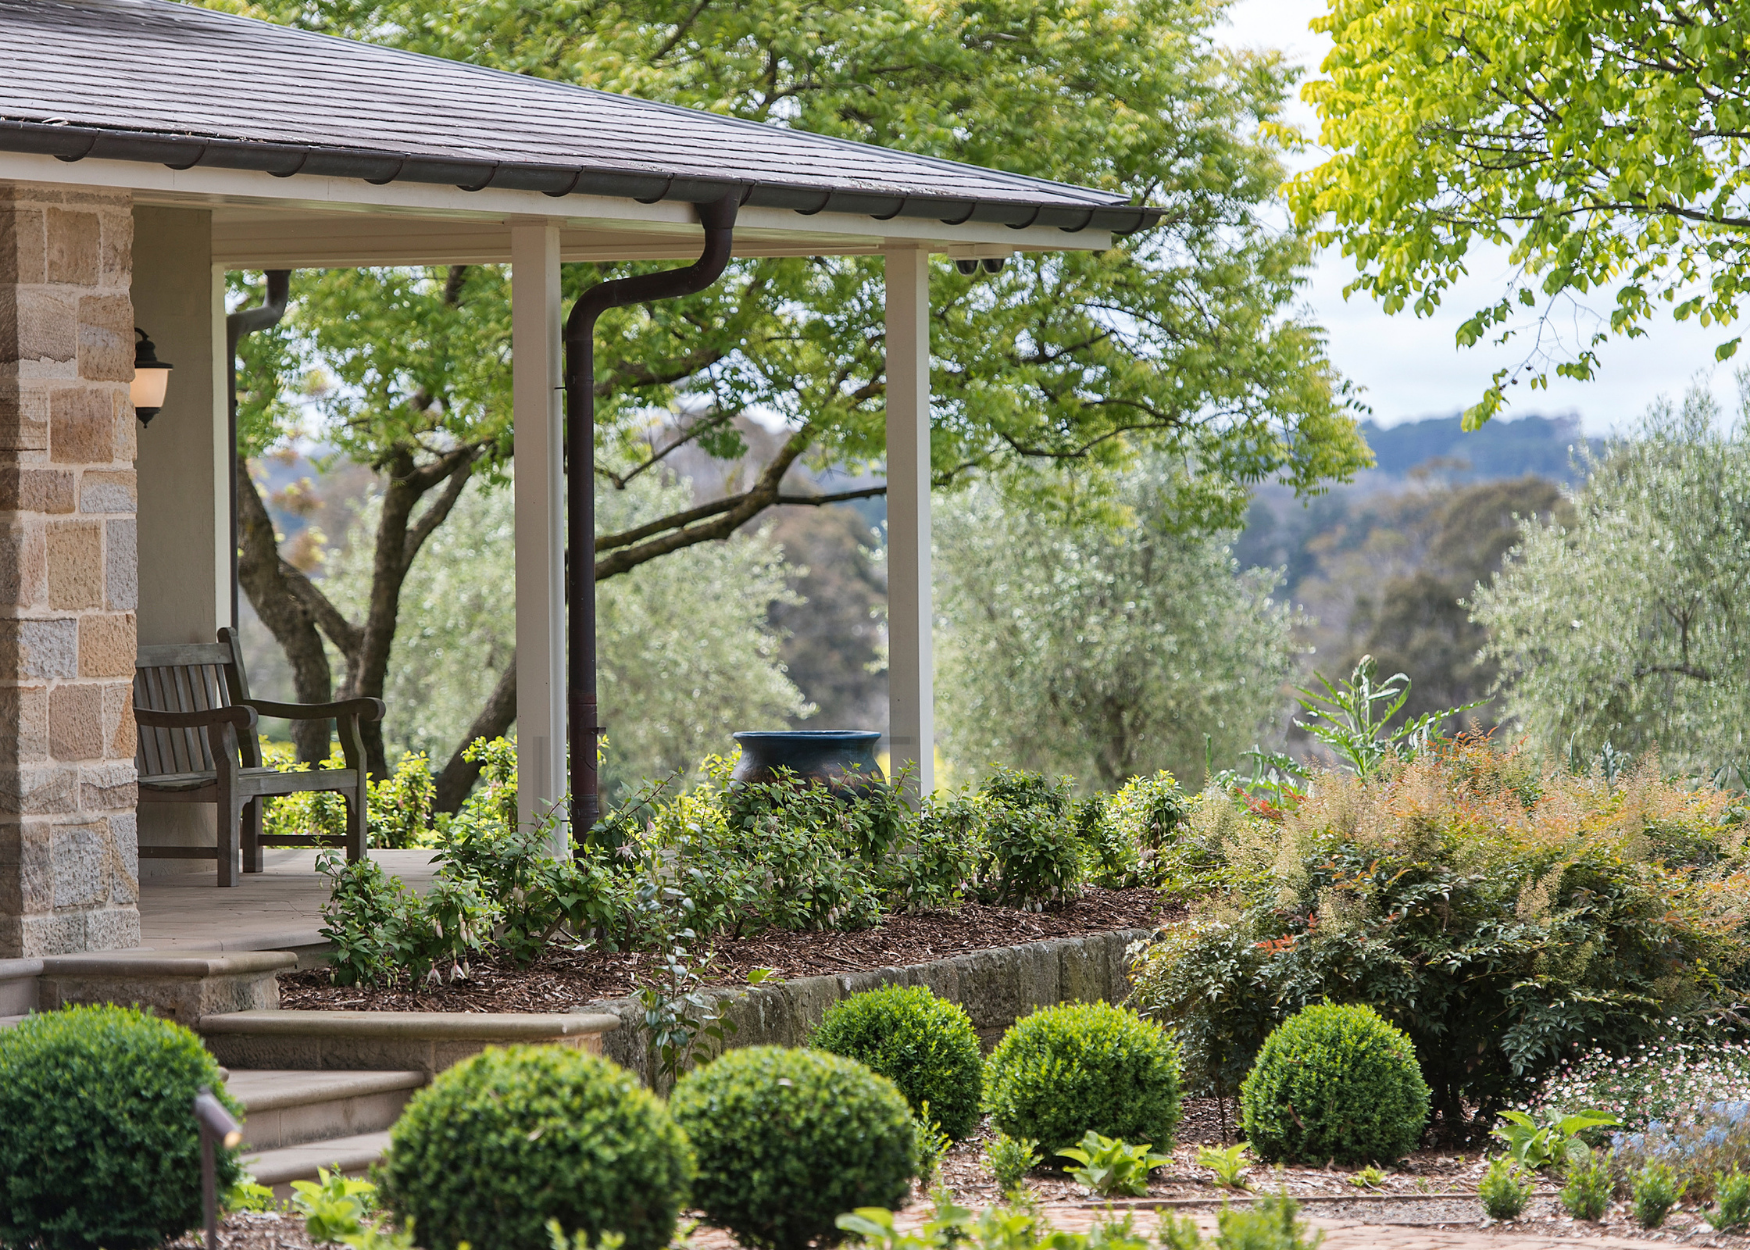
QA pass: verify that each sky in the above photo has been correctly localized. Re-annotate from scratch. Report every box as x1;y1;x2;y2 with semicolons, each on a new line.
1220;0;1740;436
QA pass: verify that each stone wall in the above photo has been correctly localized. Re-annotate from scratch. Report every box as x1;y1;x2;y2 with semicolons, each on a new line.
0;180;139;958
592;927;1151;1090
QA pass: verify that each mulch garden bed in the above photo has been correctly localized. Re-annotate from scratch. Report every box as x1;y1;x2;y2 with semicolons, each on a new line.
189;1101;1741;1250
278;887;1175;1013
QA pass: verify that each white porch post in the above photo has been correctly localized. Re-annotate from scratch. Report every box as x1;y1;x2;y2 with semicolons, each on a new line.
884;246;934;793
510;221;568;847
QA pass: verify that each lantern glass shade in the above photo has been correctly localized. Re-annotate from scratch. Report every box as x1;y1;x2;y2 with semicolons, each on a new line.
130;364;171;411
131;327;173;424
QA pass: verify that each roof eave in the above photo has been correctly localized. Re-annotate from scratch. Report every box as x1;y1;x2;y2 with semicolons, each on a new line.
0;120;1164;237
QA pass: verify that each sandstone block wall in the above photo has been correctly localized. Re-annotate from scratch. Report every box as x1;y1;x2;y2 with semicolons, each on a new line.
0;180;139;958
592;927;1152;1091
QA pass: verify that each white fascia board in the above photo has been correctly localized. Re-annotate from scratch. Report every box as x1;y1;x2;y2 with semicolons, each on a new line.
0;150;1111;264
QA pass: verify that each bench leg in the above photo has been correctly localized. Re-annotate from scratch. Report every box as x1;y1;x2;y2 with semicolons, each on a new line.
345;786;367;862
242;797;263;874
216;785;243;888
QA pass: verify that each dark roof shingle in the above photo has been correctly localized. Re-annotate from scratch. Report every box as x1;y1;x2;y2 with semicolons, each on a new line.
0;0;1159;234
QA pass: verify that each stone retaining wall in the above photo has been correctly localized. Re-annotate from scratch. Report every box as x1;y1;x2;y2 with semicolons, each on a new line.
589;927;1152;1089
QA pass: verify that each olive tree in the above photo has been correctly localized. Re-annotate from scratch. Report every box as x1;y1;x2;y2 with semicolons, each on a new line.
1473;383;1750;773
935;467;1297;789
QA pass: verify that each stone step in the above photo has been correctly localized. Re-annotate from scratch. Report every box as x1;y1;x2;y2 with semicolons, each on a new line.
37;950;295;1027
200;1009;621;1075
0;958;41;1017
225;1069;426;1152
244;1129;393;1197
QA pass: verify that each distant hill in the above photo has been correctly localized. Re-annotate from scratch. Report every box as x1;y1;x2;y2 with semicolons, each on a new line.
1359;412;1597;484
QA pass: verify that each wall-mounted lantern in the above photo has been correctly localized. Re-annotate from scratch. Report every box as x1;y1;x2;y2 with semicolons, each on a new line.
131;327;173;425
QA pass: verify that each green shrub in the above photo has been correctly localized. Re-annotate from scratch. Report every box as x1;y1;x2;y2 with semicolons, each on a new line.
1479;1158;1533;1220
984;1002;1184;1152
974;769;1083;905
1108;770;1191;849
1240;1004;1429;1165
1132;743;1750;1134
368;750;437;848
1561;1156;1613;1221
0;1005;244;1250
317;852;497;987
985;1132;1042;1191
381;1045;692;1250
1710;1169;1750;1232
1632;1160;1686;1229
1071;794;1131;889
887;793;984;910
810;986;984;1140
669;1045;916;1250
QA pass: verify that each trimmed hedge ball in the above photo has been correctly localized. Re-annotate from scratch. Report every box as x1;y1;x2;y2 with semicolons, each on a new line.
1240;1003;1431;1165
810;985;984;1139
670;1046;917;1250
0;1004;244;1250
983;1001;1184;1152
382;1045;692;1250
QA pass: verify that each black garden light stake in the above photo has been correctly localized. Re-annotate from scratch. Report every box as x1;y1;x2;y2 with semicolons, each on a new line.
563;194;738;838
193;1085;243;1250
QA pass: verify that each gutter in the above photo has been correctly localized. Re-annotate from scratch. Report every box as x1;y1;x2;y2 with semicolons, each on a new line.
0;120;1162;237
225;269;291;631
563;194;740;837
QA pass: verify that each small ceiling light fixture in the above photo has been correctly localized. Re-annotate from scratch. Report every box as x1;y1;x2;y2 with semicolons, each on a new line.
131;327;173;425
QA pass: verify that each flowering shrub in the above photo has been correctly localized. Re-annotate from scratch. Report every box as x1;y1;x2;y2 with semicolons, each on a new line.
1612;1102;1750;1201
1130;741;1750;1137
1528;1028;1750;1131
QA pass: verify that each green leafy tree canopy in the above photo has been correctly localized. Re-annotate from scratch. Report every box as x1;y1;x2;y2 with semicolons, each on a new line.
1285;0;1750;428
220;0;1371;792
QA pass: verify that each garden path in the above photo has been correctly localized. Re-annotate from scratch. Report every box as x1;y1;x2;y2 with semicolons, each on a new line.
997;1203;1662;1248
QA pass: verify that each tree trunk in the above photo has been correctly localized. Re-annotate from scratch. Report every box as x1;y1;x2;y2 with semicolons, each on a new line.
432;653;518;814
235;455;335;764
337;447;478;779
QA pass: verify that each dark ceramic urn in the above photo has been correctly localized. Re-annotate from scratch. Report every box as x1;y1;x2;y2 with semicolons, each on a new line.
730;730;884;797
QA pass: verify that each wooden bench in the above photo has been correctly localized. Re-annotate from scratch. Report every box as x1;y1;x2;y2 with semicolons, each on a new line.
133;627;386;887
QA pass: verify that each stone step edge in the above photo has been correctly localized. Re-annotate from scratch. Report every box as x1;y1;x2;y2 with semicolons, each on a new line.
225;1068;427;1113
244;1130;392;1189
200;1009;621;1039
39;951;299;978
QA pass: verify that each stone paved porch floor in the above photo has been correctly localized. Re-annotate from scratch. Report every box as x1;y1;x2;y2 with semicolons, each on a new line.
136;850;439;955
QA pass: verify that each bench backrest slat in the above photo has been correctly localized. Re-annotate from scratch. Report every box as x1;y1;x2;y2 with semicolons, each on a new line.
134;630;253;780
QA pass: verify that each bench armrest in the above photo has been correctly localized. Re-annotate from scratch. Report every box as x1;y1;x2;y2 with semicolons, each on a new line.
242;697;386;723
135;705;259;732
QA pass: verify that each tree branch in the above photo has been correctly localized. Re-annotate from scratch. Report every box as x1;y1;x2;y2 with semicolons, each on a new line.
403;450;479;566
595;427;814;581
433;653;519;814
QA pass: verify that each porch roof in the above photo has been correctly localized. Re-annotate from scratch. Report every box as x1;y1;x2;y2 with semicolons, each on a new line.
0;0;1160;237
